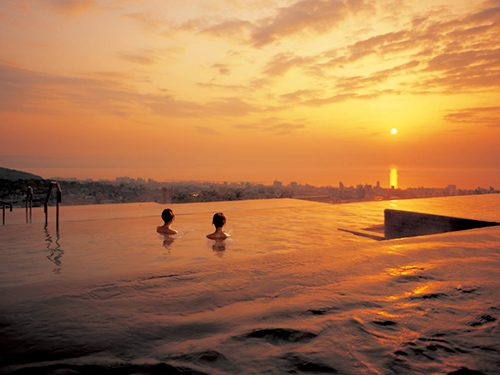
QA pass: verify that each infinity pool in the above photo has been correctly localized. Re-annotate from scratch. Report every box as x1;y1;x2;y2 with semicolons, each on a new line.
1;196;499;374
3;196;500;287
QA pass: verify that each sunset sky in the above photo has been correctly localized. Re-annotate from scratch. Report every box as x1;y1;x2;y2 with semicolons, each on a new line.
1;0;499;188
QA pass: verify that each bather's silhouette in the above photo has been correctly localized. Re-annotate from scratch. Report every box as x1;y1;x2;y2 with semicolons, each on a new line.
157;208;178;235
206;212;230;240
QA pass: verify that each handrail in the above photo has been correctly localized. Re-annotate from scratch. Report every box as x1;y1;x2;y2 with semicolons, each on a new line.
44;181;62;228
1;200;13;225
26;186;34;223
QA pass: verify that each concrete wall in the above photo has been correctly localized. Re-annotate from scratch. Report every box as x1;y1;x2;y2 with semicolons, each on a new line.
384;209;500;239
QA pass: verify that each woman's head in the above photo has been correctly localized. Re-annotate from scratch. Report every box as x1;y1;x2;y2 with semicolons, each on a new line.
212;212;226;228
161;208;175;223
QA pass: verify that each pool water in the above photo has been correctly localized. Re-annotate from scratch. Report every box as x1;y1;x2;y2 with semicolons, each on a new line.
1;196;499;374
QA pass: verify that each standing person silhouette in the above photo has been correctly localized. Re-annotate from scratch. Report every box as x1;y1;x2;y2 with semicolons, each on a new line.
206;212;229;239
157;209;178;235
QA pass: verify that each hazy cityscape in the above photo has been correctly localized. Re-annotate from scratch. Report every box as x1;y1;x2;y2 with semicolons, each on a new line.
1;170;499;209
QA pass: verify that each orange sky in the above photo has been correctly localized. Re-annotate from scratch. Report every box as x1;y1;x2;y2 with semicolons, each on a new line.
1;0;499;188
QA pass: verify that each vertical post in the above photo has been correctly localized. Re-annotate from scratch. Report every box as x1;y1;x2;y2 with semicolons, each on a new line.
1;202;12;225
44;185;51;225
44;182;62;226
56;183;62;229
26;186;33;224
56;183;62;230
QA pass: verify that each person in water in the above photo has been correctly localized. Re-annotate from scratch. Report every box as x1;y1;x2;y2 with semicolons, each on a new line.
157;208;178;235
206;212;229;239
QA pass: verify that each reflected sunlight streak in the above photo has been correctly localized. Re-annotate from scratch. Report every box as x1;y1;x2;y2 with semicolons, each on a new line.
390;167;398;189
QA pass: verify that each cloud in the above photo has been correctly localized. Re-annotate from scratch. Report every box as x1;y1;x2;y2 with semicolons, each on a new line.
424;49;500;73
280;89;322;103
0;154;134;169
0;64;178;117
125;12;170;33
249;0;371;47
0;63;268;119
41;0;149;16
302;93;355;106
141;94;206;118
196;82;249;92
251;1;500;106
262;52;315;77
269;59;414;107
4;0;500;123
200;19;252;38
110;1;500;113
194;0;373;48
469;3;500;22
42;0;99;16
195;126;221;135
207;97;261;117
4;0;30;13
143;93;265;119
444;107;500;127
211;63;231;76
347;30;412;62
117;50;159;66
0;64;66;113
234;118;306;135
264;122;306;135
418;49;500;94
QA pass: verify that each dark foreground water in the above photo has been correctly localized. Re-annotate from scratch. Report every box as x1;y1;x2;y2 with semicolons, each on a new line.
1;197;499;374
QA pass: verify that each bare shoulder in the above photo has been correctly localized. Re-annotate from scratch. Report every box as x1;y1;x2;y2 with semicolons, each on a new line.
206;232;229;240
157;226;178;235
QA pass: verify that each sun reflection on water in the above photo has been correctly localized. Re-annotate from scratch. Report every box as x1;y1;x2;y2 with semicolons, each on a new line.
387;265;423;276
376;311;399;319
390;167;398;189
407;285;430;297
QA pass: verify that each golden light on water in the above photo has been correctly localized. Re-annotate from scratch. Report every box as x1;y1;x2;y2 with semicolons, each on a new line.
390;168;398;189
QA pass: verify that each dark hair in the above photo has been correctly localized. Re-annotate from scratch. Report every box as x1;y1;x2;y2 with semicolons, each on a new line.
161;209;175;223
212;212;226;228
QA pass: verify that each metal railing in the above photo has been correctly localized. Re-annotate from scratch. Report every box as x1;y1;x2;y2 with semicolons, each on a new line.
1;201;13;225
26;186;33;223
44;181;62;228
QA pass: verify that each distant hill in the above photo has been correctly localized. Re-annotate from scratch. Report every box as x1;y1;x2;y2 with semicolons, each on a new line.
0;167;43;180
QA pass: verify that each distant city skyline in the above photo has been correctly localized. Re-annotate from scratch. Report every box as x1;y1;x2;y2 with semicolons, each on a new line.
2;162;499;190
42;166;498;191
4;169;496;212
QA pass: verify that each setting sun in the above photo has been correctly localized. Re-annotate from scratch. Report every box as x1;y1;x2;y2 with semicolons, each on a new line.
390;128;398;135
